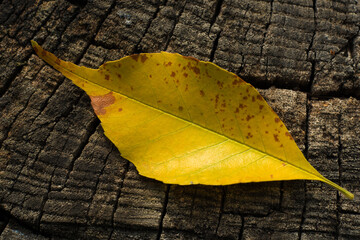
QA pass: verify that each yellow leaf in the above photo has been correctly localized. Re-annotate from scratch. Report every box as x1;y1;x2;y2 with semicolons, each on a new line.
31;40;354;199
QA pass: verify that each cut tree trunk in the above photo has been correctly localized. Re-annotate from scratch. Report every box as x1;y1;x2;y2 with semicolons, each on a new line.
0;0;359;239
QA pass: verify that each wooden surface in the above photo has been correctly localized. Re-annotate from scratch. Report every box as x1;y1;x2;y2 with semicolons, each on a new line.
0;0;359;239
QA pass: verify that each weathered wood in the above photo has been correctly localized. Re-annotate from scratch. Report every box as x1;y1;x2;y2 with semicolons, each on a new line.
0;0;359;239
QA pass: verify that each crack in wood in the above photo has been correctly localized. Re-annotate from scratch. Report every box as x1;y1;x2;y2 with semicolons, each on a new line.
215;186;226;235
306;0;317;62
209;30;221;62
61;118;100;190
308;60;316;93
156;184;170;240
297;182;307;240
298;95;311;240
107;161;129;240
260;0;274;57
85;142;114;220
208;0;223;35
164;0;187;51
238;215;244;240
36;167;55;232
134;0;168;54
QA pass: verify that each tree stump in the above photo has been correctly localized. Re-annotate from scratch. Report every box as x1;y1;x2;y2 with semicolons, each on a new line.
0;0;359;239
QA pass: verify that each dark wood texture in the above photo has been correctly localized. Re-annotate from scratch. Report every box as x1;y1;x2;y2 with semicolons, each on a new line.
0;0;359;239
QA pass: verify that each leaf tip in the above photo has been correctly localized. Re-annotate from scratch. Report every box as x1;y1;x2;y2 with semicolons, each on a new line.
342;189;355;200
30;40;37;46
322;178;355;200
31;40;39;53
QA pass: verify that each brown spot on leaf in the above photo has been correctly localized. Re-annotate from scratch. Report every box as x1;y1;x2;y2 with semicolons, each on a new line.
265;131;268;134
239;104;246;109
232;79;242;85
246;132;253;139
105;74;110;80
217;81;223;89
116;73;122;79
55;58;61;65
90;92;115;115
171;72;176;77
282;163;286;167
149;74;152;78
41;50;47;57
234;108;239;113
232;76;244;85
178;106;183;111
285;132;293;140
275;117;280;123
33;45;39;53
164;61;172;67
259;105;264;110
273;134;279;142
243;96;248;100
252;96;255;102
205;70;211;78
270;174;273;179
246;115;252;121
185;84;188;91
118;108;122;112
200;90;205;97
140;54;148;63
130;54;140;61
192;66;200;74
183;73;188;78
257;95;262;100
183;55;200;62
